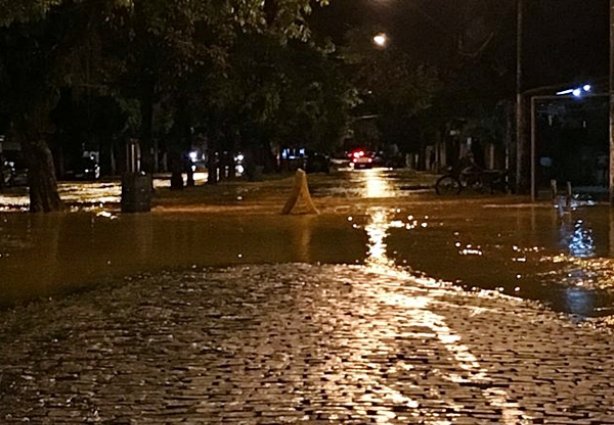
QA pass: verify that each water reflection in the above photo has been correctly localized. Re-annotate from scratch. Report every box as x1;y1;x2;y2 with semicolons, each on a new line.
565;286;595;316
0;173;208;210
561;219;595;258
362;206;526;423
364;208;403;270
0;213;367;306
362;169;396;198
3;173;614;323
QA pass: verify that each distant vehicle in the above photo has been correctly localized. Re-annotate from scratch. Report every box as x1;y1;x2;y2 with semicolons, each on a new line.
330;152;351;168
350;148;374;169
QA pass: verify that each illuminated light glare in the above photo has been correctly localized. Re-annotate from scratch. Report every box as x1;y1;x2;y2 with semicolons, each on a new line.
460;248;483;256
373;33;387;47
96;211;117;220
364;208;394;269
567;224;595;258
557;84;591;96
364;169;395;198
389;220;405;229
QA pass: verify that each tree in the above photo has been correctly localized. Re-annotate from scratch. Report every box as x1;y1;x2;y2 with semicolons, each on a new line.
0;0;331;209
340;26;441;152
0;0;130;211
203;35;358;176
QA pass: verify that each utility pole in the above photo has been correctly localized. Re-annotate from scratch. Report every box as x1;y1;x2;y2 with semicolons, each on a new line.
516;0;524;193
610;0;614;204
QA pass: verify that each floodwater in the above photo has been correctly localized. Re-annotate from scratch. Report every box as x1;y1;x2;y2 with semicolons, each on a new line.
1;169;614;323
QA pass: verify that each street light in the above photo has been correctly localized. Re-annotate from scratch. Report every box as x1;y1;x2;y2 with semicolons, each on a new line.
373;32;388;47
556;84;592;97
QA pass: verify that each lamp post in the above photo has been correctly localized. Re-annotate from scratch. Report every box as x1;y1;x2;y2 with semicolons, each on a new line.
515;0;524;192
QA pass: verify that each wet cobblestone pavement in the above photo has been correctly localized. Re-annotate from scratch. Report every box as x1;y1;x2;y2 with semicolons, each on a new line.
2;264;614;424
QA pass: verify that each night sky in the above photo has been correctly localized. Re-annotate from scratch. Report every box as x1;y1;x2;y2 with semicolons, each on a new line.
310;0;610;95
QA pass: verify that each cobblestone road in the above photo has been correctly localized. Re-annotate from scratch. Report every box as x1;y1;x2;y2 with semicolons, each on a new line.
1;264;614;424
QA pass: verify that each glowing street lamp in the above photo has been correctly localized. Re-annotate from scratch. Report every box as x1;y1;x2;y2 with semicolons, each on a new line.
556;84;592;97
373;33;388;47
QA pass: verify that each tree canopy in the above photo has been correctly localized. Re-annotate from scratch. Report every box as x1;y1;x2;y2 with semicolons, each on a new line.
0;0;340;210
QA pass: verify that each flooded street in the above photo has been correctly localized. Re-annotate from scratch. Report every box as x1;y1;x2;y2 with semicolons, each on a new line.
1;169;614;321
3;169;614;423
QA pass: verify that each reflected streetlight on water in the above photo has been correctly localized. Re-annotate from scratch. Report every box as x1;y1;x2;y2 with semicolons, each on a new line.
362;168;396;199
361;205;525;423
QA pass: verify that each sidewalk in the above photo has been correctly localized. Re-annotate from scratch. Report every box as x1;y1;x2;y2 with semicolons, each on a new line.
1;264;614;423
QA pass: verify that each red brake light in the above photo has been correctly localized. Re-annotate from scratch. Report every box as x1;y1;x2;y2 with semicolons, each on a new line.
352;149;365;159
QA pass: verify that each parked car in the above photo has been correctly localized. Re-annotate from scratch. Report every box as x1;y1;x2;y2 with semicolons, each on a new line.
349;148;374;169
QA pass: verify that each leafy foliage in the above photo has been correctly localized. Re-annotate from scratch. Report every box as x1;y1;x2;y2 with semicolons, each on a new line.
0;0;341;209
341;25;442;151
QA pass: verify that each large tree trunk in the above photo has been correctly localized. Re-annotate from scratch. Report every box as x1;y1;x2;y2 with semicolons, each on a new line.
22;139;63;212
13;93;64;213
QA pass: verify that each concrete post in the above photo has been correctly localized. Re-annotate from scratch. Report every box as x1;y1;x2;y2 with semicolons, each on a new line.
281;169;319;215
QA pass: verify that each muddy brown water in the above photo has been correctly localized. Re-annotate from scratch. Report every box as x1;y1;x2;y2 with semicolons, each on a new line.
1;169;614;320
